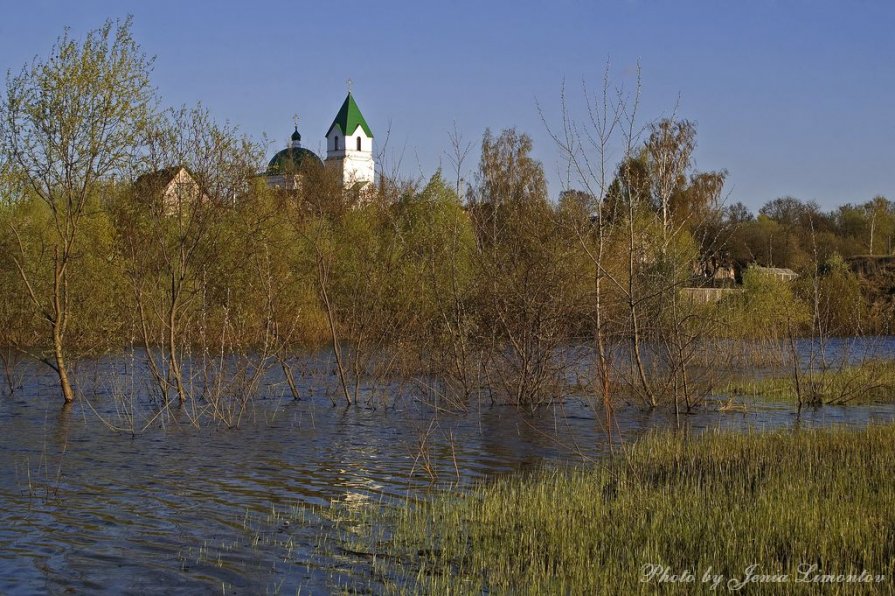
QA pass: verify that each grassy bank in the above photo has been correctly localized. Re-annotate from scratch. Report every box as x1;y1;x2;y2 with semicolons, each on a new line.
332;425;895;594
724;360;895;405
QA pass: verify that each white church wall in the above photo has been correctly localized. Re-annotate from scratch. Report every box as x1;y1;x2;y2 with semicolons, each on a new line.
325;128;343;156
327;124;371;156
325;123;374;186
341;151;375;186
344;126;372;154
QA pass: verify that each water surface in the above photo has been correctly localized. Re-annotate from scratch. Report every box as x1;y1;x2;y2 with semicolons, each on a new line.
1;348;894;594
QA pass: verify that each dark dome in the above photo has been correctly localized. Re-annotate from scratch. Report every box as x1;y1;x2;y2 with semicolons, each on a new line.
291;127;301;142
266;147;323;175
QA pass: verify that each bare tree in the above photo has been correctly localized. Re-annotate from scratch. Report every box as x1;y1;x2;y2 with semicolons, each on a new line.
115;105;261;405
542;63;643;441
445;122;473;199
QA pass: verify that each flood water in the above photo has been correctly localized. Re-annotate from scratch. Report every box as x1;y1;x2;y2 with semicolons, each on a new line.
2;342;895;594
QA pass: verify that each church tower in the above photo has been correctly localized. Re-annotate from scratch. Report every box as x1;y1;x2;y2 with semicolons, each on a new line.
324;92;375;188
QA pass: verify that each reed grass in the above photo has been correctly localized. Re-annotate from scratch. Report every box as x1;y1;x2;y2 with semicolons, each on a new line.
336;424;895;594
724;360;895;405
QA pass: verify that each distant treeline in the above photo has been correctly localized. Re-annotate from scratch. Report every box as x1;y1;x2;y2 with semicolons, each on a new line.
722;195;895;270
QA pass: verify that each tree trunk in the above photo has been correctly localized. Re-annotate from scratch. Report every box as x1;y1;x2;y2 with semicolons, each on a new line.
318;257;351;406
168;276;187;403
869;212;876;255
628;213;655;407
281;360;301;400
52;249;75;404
53;326;75;403
594;256;614;449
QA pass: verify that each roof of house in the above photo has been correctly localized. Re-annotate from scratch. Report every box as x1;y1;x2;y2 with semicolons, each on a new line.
326;93;373;138
751;265;799;278
134;166;184;192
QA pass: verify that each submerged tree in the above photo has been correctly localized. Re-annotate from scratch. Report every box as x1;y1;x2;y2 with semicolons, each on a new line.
544;66;644;440
113;105;262;405
394;171;477;403
470;129;581;407
0;19;154;403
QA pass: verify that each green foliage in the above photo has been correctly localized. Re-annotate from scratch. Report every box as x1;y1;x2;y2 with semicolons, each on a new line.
0;20;892;409
0;187;126;353
330;204;406;343
477;128;547;207
469;129;586;405
718;268;810;339
795;253;868;336
0;197;44;348
297;173;479;386
1;18;153;187
723;195;895;275
393;172;476;331
0;18;155;400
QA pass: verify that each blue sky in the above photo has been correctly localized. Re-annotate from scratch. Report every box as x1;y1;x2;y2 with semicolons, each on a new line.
1;1;892;210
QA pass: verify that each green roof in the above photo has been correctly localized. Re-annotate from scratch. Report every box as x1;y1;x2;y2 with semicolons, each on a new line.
326;93;373;138
265;147;323;175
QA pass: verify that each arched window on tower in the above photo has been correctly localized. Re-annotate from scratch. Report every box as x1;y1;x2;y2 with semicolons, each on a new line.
356;136;361;151
334;136;339;151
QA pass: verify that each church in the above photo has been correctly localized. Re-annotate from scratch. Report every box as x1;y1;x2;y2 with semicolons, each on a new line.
264;92;375;191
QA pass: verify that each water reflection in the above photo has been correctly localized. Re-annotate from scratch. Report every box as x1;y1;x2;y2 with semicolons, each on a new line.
1;349;894;593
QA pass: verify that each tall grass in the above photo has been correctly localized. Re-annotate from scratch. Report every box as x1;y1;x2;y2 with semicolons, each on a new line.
334;425;895;594
724;359;895;405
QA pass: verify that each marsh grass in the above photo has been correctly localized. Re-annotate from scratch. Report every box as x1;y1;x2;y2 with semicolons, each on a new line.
725;360;895;405
311;425;895;594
